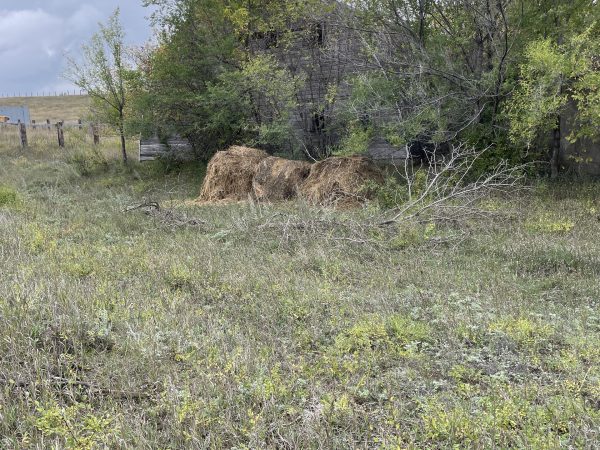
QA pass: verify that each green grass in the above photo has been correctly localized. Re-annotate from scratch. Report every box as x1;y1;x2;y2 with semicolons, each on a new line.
0;141;599;448
0;95;90;123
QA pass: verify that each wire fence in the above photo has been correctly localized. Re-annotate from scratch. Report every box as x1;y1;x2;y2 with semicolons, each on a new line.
0;91;87;98
0;121;122;150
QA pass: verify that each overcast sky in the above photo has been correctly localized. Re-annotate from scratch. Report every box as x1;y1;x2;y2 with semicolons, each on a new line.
0;1;153;96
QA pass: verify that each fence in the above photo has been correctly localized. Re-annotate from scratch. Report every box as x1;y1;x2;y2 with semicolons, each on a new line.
0;120;106;149
0;121;147;162
1;122;194;163
0;90;86;98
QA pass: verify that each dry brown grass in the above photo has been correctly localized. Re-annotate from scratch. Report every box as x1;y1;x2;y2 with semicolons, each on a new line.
0;95;90;123
300;156;384;207
198;146;268;203
253;156;311;201
200;152;384;207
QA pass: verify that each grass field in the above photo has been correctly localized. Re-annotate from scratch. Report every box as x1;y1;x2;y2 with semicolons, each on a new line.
0;141;599;448
0;123;130;155
0;95;90;123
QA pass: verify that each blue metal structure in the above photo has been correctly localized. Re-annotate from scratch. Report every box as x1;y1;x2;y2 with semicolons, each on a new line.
0;106;31;124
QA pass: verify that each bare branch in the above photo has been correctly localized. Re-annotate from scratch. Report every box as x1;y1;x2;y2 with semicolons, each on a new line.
380;144;529;226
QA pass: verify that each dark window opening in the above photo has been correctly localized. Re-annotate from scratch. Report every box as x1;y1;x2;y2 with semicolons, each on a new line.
250;30;280;49
307;23;324;48
264;31;280;49
311;112;326;133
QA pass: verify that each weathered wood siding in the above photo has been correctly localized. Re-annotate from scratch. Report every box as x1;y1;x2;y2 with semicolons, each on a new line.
247;10;357;154
560;99;600;175
253;9;409;162
139;136;193;162
367;138;408;162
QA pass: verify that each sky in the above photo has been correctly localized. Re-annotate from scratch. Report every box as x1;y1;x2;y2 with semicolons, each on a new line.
0;1;154;96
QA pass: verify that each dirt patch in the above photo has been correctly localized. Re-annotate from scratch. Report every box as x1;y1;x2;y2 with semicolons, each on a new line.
300;156;384;207
253;157;312;201
198;146;268;203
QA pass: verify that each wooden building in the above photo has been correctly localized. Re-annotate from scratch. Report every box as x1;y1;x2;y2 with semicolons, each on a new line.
251;8;406;163
139;5;407;163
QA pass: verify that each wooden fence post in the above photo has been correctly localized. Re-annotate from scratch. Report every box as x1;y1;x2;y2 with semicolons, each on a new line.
78;119;82;130
19;122;28;148
46;119;51;131
92;124;100;145
56;122;65;148
32;120;36;130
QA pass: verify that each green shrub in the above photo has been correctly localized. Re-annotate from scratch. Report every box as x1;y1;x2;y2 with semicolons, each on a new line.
363;176;407;209
36;401;117;450
335;125;373;156
0;185;20;208
365;170;430;210
525;212;575;233
66;147;109;176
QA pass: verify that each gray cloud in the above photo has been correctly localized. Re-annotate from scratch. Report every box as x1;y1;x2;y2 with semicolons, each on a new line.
0;1;152;96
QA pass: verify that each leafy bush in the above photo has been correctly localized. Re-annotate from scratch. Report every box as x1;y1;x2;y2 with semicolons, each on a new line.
65;148;109;176
525;213;576;233
0;185;20;208
36;402;116;450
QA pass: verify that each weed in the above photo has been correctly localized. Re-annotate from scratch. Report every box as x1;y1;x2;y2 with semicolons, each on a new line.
0;185;20;208
525;212;576;233
489;317;556;351
35;402;117;450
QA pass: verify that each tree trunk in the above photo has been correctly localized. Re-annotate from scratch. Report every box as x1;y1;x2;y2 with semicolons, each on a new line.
119;112;128;164
418;0;427;45
550;115;561;179
120;129;128;164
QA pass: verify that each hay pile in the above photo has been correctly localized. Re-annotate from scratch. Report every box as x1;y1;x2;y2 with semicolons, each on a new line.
252;157;312;201
198;148;384;208
300;156;384;206
198;146;268;203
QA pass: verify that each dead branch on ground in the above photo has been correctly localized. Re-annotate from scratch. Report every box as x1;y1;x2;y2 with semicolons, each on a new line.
379;143;529;226
124;200;207;228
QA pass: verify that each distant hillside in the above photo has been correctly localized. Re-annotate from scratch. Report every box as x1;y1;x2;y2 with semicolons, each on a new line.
0;95;90;123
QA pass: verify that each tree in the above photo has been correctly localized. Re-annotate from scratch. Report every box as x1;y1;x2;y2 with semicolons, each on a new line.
134;0;597;175
66;9;130;163
132;0;311;159
327;0;599;176
330;0;515;157
134;0;241;158
505;2;599;177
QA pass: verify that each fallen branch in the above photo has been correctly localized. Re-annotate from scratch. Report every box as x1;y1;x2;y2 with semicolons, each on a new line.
3;375;155;402
124;201;160;213
379;144;529;226
124;200;207;228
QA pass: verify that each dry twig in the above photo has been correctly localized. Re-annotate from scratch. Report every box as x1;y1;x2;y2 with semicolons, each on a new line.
124;200;206;228
379;144;529;226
